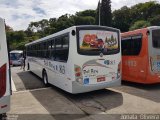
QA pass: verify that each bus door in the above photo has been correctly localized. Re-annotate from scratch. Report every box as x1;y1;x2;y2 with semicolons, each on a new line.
149;28;160;75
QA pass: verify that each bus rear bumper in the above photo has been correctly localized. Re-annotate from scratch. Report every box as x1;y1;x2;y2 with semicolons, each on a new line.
0;95;10;114
145;74;160;84
72;78;121;94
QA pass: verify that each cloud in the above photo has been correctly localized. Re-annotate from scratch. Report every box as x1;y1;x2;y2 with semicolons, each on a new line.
0;0;159;30
33;7;46;15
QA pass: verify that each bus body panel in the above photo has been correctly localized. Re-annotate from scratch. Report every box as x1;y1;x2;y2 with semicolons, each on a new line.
26;25;121;93
71;54;121;93
69;27;121;93
72;79;121;94
121;29;148;83
147;26;160;83
121;26;160;84
0;18;11;114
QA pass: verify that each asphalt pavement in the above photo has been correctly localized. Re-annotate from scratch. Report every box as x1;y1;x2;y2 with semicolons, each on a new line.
8;66;160;120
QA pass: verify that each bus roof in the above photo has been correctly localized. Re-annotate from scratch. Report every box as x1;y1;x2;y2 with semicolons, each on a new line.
25;25;120;46
10;50;23;54
121;26;160;35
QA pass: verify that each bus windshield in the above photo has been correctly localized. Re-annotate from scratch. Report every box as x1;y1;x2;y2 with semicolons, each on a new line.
78;29;119;55
10;53;22;60
152;29;160;48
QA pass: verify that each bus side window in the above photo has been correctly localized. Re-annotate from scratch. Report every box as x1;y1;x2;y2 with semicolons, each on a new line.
47;40;52;59
55;37;63;61
45;40;50;59
51;39;55;60
131;35;142;55
62;35;69;61
42;42;46;58
122;37;131;55
30;45;32;56
54;34;69;62
40;43;43;58
37;43;40;58
35;44;37;57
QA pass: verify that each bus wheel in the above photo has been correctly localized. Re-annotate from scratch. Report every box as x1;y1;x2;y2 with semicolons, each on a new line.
0;114;2;120
43;71;49;86
27;63;30;70
0;113;6;119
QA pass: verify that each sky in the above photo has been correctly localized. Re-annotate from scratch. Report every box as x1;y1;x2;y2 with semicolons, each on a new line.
0;0;159;30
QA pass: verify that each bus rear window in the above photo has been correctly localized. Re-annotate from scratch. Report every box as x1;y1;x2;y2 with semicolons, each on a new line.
10;53;22;60
121;35;142;56
152;29;160;48
77;29;119;55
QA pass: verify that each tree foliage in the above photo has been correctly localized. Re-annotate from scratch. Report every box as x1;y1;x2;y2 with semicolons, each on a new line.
112;1;160;31
101;0;112;26
95;1;101;25
6;1;160;50
95;0;112;26
149;15;160;26
129;20;151;30
112;6;131;32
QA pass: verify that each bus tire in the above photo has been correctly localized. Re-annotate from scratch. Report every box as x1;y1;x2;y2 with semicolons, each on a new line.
0;113;6;119
0;114;2;120
43;70;49;86
27;63;30;70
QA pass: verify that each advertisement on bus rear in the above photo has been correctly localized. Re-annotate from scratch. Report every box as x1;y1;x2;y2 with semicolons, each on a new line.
79;30;118;51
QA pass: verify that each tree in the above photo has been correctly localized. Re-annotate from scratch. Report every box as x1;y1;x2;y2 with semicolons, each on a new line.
5;25;13;32
7;1;160;50
149;15;160;26
112;6;131;32
129;20;151;30
74;16;95;25
55;14;75;32
112;1;160;32
130;1;160;22
76;10;96;18
75;10;96;25
101;0;112;26
95;1;101;25
27;19;49;37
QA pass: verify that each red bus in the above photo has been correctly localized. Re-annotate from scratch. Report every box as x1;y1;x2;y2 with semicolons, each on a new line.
121;26;160;84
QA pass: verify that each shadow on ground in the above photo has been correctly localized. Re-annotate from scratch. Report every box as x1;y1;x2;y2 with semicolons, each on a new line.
16;71;46;91
30;84;123;120
114;81;160;103
14;69;123;120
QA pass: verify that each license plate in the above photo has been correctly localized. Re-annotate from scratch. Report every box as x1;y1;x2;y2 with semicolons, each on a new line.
97;77;105;82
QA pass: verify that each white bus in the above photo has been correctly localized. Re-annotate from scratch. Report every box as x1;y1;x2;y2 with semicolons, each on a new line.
10;50;23;66
25;25;121;94
0;18;11;118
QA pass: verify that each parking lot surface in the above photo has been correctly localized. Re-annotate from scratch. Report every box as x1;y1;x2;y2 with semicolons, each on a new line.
8;67;160;120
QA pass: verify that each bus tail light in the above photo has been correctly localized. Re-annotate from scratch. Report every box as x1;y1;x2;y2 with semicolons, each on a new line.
75;72;81;77
74;65;83;84
75;67;81;72
0;64;7;98
74;65;82;76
